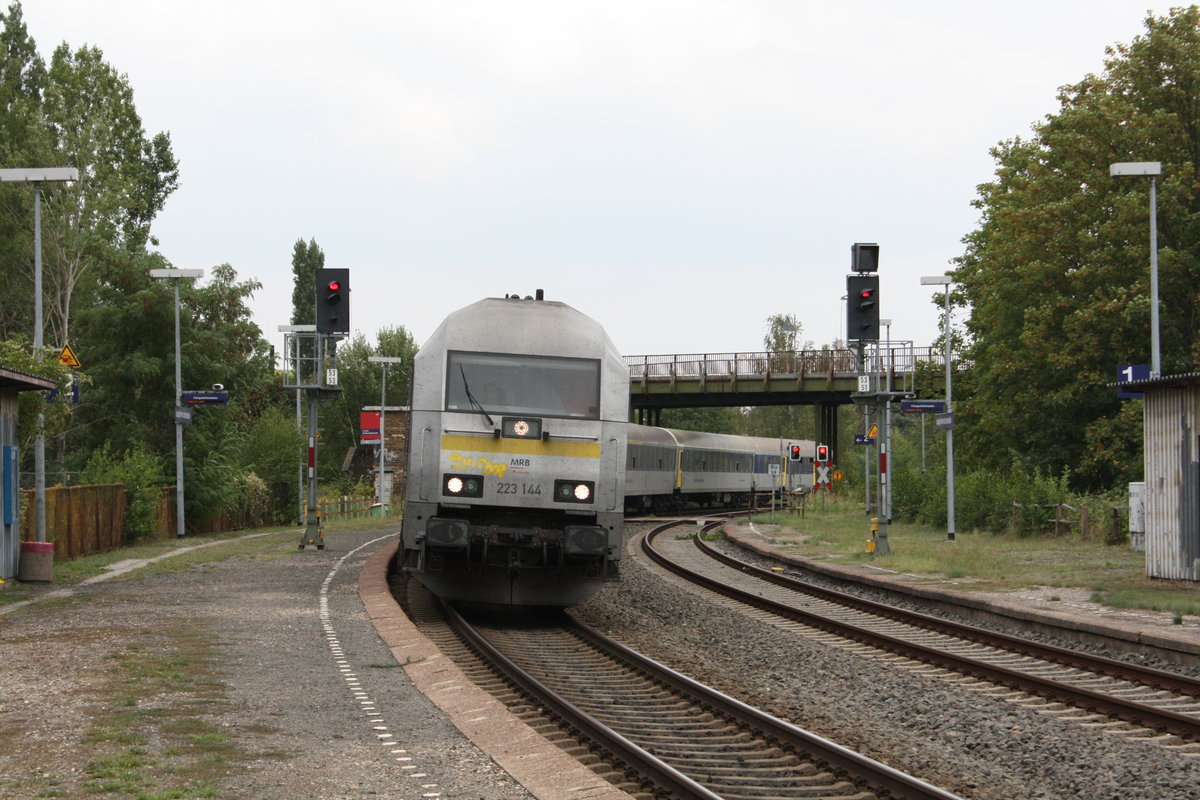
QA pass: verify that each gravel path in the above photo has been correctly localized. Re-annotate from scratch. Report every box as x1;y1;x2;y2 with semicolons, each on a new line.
0;527;533;799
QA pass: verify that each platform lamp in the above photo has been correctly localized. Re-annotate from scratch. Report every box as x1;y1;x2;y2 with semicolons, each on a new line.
150;268;204;537
368;356;404;511
921;274;955;541
0;167;80;544
1109;162;1162;377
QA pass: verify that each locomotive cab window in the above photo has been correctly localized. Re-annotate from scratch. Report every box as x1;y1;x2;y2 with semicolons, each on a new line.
446;351;601;420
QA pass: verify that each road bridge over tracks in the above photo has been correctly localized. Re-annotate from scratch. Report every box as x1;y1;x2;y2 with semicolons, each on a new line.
624;345;941;461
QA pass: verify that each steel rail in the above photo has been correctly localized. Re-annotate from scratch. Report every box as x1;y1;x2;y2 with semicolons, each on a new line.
642;524;1200;741
694;531;1200;698
566;607;964;800
444;519;963;800
441;600;725;800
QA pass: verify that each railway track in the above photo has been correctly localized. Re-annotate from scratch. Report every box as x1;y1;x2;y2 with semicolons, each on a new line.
402;528;963;799
446;604;959;799
643;519;1200;755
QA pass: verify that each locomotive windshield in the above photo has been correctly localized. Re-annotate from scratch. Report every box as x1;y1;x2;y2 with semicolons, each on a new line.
446;351;601;419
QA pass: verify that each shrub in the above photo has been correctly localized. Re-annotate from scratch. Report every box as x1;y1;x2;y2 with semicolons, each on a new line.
82;442;164;542
893;461;1075;536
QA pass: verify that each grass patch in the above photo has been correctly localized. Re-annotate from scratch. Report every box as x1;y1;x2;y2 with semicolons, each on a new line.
749;497;1200;617
0;516;399;596
71;621;259;798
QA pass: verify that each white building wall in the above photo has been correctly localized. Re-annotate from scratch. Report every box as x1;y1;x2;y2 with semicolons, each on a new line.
1143;384;1200;580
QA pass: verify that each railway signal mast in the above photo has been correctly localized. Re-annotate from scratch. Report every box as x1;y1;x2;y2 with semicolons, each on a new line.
284;268;351;549
847;243;897;555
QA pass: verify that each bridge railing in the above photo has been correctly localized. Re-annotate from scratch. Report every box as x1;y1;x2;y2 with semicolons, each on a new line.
624;346;942;380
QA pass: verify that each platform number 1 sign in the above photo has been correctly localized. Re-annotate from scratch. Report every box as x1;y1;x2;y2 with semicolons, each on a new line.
1117;364;1149;399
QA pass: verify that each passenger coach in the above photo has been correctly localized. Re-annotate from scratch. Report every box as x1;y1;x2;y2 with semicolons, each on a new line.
625;424;813;512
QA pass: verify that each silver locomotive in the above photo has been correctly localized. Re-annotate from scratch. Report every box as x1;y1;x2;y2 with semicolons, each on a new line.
399;292;629;608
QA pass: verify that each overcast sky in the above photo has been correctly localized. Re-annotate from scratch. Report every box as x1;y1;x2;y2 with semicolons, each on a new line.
23;1;1170;359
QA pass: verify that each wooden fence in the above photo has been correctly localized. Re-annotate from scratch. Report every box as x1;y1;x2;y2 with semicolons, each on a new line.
1008;503;1128;542
150;487;279;537
320;495;379;521
20;484;285;561
19;484;127;560
17;483;381;562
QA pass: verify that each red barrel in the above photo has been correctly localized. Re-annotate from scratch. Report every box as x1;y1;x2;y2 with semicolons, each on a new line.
18;540;53;581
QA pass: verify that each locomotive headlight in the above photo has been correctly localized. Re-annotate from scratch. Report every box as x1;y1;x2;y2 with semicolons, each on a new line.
554;479;594;504
443;474;483;498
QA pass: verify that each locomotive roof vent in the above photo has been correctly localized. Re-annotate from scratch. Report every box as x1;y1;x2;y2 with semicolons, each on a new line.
504;289;545;301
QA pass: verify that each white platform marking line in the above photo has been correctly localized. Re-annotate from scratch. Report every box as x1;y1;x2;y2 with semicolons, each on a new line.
319;535;441;794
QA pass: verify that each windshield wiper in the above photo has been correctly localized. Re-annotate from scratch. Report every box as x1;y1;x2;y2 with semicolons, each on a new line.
459;365;495;427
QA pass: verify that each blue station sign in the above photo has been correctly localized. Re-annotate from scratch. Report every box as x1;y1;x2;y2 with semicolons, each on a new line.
901;399;947;414
182;391;229;406
1116;364;1149;399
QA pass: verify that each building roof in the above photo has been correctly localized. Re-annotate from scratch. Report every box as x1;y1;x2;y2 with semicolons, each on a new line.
0;365;55;391
1111;372;1200;392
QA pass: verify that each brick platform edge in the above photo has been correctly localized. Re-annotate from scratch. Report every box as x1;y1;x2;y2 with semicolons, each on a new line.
358;541;637;800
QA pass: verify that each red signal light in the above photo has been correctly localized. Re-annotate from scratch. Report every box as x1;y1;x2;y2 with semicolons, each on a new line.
315;267;350;333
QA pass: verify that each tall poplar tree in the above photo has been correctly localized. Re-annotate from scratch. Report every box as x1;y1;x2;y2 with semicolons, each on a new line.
290;238;324;325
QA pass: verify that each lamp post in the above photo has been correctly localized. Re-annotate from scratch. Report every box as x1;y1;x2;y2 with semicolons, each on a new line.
1109;161;1162;377
0;167;79;543
150;268;203;537
367;356;404;510
921;275;955;541
880;318;892;526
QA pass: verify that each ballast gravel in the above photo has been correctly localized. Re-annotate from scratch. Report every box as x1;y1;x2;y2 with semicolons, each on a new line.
572;525;1200;800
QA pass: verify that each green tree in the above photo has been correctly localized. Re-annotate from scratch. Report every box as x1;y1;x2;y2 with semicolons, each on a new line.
0;2;46;339
953;7;1200;490
0;336;70;452
290;238;324;325
68;253;275;529
318;326;418;484
235;404;304;486
37;40;178;348
742;313;818;440
654;406;743;433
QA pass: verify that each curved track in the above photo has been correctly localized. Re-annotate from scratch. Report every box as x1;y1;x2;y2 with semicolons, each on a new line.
442;600;961;800
643;521;1200;753
403;519;963;800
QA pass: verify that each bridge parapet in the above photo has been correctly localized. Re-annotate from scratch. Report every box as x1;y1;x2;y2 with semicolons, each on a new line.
624;346;940;382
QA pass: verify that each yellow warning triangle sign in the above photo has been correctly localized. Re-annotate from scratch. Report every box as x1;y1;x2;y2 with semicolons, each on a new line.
58;343;81;369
